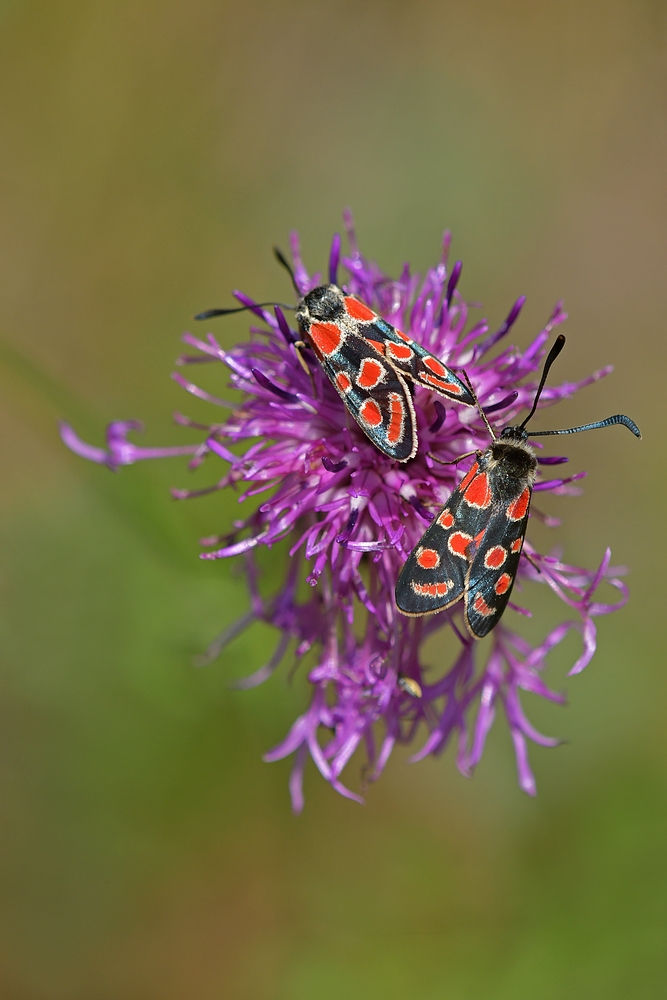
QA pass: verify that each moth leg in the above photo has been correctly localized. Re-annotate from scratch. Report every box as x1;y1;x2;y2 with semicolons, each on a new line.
427;449;479;466
293;340;317;394
523;551;542;575
530;505;561;529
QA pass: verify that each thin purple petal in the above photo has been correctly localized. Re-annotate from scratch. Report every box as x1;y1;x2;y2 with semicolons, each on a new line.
329;233;341;285
446;260;462;305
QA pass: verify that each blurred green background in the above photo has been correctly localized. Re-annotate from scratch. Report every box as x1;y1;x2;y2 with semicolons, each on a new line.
0;1;665;997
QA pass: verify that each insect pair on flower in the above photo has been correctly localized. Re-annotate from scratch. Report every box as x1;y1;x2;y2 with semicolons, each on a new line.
197;249;641;640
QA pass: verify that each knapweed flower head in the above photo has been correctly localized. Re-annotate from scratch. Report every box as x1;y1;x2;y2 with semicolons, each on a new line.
61;212;629;810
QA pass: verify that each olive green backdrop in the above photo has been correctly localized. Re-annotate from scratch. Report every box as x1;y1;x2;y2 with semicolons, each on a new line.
0;1;665;997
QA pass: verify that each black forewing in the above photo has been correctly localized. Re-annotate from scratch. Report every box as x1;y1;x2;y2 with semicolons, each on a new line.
364;318;475;407
396;461;495;616
317;332;417;461
464;491;531;638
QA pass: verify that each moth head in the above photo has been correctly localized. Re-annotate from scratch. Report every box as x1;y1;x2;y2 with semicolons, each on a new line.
298;285;345;324
499;425;530;444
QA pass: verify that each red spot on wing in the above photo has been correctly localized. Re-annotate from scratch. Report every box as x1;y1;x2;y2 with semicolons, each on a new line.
386;393;404;445
511;538;523;554
449;531;472;557
357;358;384;388
484;545;507;569
387;342;413;362
395;329;411;342
438;509;454;529
507;487;530;521
464;472;492;509
473;593;494;617
344;296;376;322
494;573;512;595
310;321;342;357
366;339;384;355
359;398;383;427
458;462;479;493
416;547;440;569
424;356;446;376
411;580;453;598
336;372;351;393
423;373;463;394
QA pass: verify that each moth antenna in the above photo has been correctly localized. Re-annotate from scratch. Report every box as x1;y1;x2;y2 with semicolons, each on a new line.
519;334;566;430
273;246;301;295
460;370;497;441
529;413;641;438
194;302;296;321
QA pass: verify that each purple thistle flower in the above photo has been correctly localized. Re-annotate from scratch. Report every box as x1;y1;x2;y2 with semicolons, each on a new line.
61;213;629;810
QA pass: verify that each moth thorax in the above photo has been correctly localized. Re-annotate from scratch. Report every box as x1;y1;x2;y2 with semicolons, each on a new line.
299;284;344;324
489;440;537;479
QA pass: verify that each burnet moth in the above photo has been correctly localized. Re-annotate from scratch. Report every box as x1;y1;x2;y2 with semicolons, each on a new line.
395;334;641;639
195;246;475;462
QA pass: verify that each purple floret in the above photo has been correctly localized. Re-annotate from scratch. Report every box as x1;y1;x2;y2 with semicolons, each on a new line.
61;213;628;810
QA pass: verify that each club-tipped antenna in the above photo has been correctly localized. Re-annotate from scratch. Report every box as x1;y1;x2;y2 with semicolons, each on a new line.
519;334;566;430
273;246;300;295
194;301;296;321
529;414;641;438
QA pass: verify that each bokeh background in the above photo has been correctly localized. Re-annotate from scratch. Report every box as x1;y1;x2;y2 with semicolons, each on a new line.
1;1;665;997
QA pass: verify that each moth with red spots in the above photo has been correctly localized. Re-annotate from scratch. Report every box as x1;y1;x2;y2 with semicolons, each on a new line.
395;335;641;638
196;248;475;462
293;284;475;460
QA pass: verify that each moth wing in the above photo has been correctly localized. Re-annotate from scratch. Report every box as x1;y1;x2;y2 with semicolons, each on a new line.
395;460;490;616
464;488;532;639
395;498;468;616
316;332;418;462
364;318;475;407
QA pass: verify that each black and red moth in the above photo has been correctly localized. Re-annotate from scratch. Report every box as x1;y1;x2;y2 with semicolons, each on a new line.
395;335;641;639
197;274;475;461
293;284;475;460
